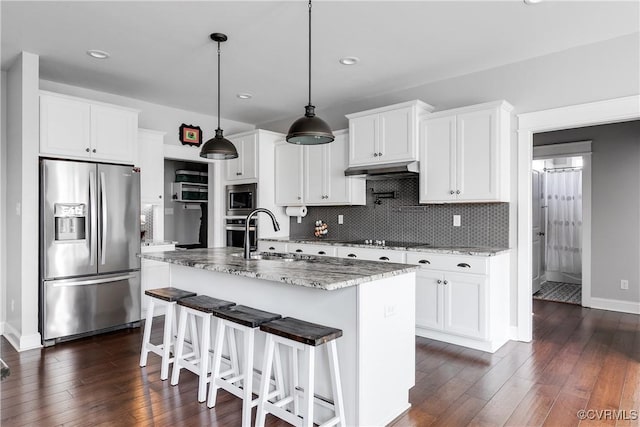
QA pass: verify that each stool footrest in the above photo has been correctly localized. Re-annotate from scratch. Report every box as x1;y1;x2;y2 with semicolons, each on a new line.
294;386;336;410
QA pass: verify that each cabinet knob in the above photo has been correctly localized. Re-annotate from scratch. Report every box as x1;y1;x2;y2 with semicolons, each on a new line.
92;149;97;153
437;279;442;284
297;196;301;200
236;172;242;176
86;148;90;152
449;190;455;195
456;190;461;194
378;152;383;156
159;195;162;199
373;153;378;157
347;253;357;258
443;280;448;285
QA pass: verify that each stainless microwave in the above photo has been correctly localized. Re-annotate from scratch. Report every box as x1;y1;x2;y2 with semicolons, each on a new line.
226;183;257;216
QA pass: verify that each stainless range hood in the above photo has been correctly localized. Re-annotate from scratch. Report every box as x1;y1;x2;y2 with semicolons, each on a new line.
344;161;419;180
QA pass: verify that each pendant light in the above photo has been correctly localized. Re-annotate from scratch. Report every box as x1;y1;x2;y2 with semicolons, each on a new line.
200;33;239;160
286;0;334;145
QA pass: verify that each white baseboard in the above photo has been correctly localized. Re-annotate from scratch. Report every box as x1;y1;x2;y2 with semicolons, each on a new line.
590;297;640;315
2;322;42;352
415;327;509;353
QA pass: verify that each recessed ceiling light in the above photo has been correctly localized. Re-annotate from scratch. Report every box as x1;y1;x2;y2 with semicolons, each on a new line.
236;93;253;100
339;56;359;66
87;50;110;59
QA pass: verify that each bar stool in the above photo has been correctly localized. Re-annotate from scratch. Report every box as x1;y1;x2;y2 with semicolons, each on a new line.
256;317;346;427
139;287;196;380
170;295;235;402
207;305;283;427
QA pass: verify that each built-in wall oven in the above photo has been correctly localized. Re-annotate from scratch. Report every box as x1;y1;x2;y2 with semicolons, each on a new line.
225;183;258;250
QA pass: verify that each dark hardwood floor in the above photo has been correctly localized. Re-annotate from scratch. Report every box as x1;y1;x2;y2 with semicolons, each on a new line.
1;300;638;426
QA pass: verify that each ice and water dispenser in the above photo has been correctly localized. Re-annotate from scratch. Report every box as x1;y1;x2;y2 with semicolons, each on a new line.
54;203;86;241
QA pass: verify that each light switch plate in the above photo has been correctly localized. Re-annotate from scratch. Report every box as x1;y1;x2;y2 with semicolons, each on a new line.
453;215;461;227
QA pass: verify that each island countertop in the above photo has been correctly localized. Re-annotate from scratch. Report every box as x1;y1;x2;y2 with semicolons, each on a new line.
140;247;417;291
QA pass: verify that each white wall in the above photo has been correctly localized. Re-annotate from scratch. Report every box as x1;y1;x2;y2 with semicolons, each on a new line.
1;71;7;334
5;52;41;351
534;121;640;306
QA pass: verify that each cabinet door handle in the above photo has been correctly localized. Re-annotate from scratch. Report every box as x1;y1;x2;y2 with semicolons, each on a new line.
295;249;303;253
379;256;389;261
159;195;162;199
269;246;275;251
456;190;461;194
457;263;471;268
449;190;455;195
236;172;242;176
437;279;442;284
418;259;430;264
297;196;302;200
86;147;90;152
347;253;357;258
443;280;448;285
378;152;383;156
318;251;326;255
92;149;97;153
373;153;378;157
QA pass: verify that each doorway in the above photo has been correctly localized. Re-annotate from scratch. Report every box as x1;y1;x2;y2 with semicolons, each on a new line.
532;154;586;305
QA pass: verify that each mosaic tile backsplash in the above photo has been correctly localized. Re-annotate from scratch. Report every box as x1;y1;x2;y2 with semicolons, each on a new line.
289;178;509;248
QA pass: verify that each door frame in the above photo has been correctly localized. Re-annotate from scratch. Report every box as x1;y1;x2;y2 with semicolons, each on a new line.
532;143;592;307
516;95;639;342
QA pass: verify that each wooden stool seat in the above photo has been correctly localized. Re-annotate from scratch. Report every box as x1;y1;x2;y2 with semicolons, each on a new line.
213;305;282;328
144;287;196;302
256;317;346;427
207;305;283;426
260;317;343;346
139;287;196;381
177;295;235;312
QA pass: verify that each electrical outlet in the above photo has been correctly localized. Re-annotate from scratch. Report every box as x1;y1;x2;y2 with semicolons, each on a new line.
453;215;461;227
621;279;629;290
338;214;344;225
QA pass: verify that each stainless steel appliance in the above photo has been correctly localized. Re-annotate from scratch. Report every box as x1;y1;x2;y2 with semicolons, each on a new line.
40;159;141;346
226;218;257;250
226;183;257;216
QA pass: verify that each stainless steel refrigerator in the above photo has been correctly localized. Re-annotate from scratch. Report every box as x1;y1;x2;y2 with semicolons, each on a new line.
40;158;141;346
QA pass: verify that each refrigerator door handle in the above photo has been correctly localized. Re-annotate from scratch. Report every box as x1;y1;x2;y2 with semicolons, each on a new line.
89;170;97;266
47;274;137;287
100;171;107;265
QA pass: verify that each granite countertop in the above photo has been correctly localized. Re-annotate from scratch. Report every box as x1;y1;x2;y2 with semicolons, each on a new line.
140;247;417;291
261;238;510;256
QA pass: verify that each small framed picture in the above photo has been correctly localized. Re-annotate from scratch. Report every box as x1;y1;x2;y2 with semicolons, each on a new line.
179;123;202;147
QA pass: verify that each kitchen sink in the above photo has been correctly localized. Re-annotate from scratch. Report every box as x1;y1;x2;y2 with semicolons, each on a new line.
232;252;297;262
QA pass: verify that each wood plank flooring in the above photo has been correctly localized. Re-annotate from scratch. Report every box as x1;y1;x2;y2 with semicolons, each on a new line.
1;300;638;426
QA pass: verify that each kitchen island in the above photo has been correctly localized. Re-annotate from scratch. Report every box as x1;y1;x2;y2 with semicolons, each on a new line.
141;247;417;427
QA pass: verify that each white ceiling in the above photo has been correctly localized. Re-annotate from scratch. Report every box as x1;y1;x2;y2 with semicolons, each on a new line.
2;1;638;127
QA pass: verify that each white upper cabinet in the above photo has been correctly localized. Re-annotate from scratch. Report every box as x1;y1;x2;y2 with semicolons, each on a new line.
274;142;304;206
419;100;513;203
40;91;139;164
137;129;166;204
346;100;433;167
304;131;365;206
226;133;257;181
275;131;365;207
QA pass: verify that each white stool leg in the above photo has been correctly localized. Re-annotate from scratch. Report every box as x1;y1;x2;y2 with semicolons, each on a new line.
255;334;275;427
170;308;188;385
301;345;315;427
197;314;211;402
160;302;175;381
139;298;155;367
188;311;200;357
227;327;240;379
207;318;226;408
241;328;255;427
273;343;285;402
290;346;299;416
327;340;346;426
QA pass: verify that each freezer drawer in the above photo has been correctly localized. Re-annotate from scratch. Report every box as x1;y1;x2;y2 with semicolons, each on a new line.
43;272;141;342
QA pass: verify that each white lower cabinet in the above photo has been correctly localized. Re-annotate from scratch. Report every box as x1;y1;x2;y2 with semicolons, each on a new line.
407;252;508;352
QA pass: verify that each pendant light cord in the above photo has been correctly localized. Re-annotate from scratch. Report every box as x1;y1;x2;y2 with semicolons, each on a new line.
308;0;312;107
217;41;221;131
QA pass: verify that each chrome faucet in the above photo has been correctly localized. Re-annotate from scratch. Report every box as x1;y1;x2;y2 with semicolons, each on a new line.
244;208;280;259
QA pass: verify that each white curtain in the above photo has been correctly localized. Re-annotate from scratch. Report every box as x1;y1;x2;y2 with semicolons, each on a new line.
545;169;582;274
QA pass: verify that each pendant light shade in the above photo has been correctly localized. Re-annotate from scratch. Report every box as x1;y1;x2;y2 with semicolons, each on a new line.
286;0;334;145
200;33;238;160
